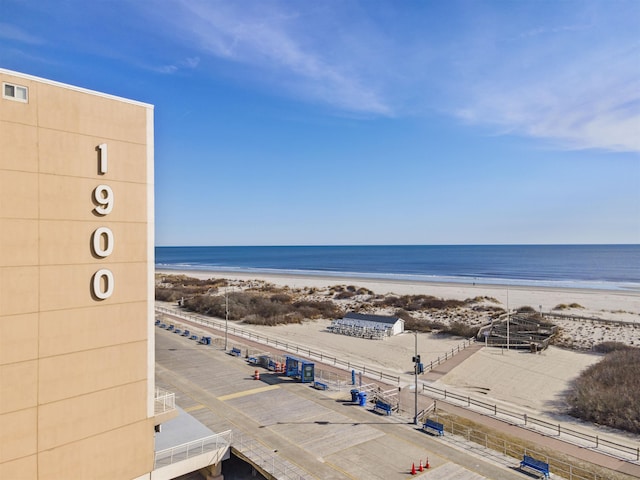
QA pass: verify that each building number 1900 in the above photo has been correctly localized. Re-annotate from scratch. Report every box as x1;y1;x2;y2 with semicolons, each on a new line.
91;143;114;300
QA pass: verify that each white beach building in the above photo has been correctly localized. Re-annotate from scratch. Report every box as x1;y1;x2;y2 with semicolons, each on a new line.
329;312;405;339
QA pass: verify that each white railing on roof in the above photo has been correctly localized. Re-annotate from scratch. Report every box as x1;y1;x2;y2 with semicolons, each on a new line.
154;387;176;415
154;430;232;469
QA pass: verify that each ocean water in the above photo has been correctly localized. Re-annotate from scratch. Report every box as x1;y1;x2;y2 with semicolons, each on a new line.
155;245;640;291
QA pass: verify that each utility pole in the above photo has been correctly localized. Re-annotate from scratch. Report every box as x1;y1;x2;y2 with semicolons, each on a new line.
506;289;510;351
413;331;419;425
224;287;229;351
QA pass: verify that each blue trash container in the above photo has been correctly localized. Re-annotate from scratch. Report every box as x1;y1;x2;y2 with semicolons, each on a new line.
358;391;367;406
350;389;359;403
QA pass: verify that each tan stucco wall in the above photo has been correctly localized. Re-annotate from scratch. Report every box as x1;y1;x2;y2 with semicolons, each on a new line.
0;70;154;479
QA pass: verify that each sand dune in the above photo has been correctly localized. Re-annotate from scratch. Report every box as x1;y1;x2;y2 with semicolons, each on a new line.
158;269;640;349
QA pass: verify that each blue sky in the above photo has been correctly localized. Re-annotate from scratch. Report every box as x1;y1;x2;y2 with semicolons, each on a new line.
2;0;639;245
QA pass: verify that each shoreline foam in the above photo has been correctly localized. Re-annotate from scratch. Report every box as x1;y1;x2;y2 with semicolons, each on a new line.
155;264;640;292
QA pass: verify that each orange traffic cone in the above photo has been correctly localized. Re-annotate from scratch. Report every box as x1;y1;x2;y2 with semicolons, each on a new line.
425;457;430;469
254;370;260;380
411;462;416;475
418;460;423;472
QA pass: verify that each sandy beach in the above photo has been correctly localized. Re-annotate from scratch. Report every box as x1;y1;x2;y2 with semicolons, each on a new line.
156;268;640;432
157;268;640;345
157;268;640;309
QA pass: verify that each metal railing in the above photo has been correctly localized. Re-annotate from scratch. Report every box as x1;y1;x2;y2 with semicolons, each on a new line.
420;384;640;462
429;413;630;480
156;305;477;385
314;368;350;390
154;387;176;415
420;339;477;373
545;311;638;327
232;432;309;480
154;429;232;469
156;305;402;383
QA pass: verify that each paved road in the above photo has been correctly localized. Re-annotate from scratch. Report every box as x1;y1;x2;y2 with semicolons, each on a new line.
155;328;527;480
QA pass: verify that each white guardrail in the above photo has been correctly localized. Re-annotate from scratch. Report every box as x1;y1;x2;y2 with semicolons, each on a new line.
233;432;309;480
154;387;176;415
154;429;232;469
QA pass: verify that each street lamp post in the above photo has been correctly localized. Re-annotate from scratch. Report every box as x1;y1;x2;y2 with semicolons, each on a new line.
506;289;510;351
224;287;229;351
413;331;419;425
403;330;421;424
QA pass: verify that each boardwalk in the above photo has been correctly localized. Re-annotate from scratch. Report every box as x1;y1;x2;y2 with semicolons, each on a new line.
155;328;525;480
157;307;640;479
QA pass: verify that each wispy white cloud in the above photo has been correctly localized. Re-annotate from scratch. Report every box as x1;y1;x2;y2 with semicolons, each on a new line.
519;23;593;39
155;56;201;75
0;23;43;45
132;0;639;152
141;0;392;115
453;41;640;152
183;57;200;69
446;4;640;153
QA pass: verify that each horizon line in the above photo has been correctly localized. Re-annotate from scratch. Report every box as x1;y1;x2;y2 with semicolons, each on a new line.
155;243;640;248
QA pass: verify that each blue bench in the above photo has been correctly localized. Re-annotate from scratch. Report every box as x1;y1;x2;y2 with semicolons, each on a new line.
230;347;241;356
181;330;190;336
173;329;181;334
199;336;211;345
423;419;444;436
154;319;160;325
520;455;550;478
374;400;393;416
313;381;328;390
190;335;198;340
167;325;175;331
